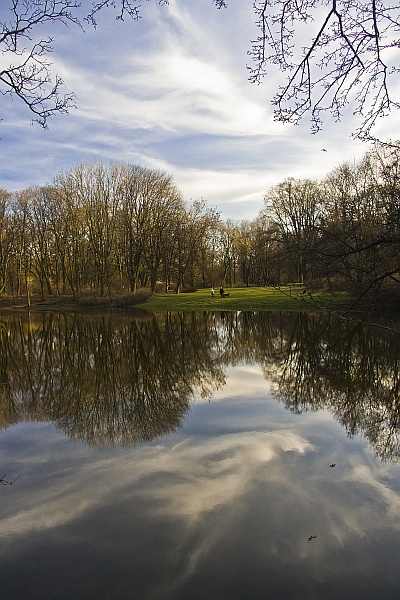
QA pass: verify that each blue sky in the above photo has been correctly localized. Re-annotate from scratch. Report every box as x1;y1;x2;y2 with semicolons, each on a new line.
1;0;398;220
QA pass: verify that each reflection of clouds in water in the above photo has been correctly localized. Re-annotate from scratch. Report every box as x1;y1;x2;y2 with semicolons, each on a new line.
345;463;400;523
2;418;400;598
2;313;400;598
4;422;400;548
211;364;270;401
0;429;312;538
140;431;314;596
144;430;314;518
3;422;400;542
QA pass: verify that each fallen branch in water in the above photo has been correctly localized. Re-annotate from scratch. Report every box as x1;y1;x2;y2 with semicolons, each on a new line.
0;474;20;486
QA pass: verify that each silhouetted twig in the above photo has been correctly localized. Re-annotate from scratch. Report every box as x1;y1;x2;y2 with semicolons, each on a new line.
0;474;20;486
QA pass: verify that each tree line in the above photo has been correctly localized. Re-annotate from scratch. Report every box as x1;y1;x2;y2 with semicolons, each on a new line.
0;162;220;298
0;144;399;306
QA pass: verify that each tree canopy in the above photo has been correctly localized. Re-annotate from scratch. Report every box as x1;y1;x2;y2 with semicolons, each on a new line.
1;1;399;140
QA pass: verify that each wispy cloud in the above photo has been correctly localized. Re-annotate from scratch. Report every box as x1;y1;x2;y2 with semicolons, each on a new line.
0;0;397;219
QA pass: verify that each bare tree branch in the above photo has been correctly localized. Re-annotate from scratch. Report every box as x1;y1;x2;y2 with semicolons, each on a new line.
0;1;82;126
248;0;400;141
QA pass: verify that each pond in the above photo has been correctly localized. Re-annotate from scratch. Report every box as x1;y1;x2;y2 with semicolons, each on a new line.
1;310;400;599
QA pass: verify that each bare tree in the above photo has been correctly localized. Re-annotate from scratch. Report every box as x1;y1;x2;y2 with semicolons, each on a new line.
266;178;323;283
245;0;400;142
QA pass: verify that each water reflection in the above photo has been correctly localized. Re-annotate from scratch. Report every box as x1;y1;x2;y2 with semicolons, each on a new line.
0;311;400;460
2;311;400;600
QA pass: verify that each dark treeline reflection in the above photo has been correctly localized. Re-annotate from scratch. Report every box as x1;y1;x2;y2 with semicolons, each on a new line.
0;312;226;447
1;311;400;459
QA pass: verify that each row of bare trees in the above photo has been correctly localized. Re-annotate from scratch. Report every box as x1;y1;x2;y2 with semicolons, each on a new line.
209;144;399;306
1;145;400;303
261;143;400;304
0;162;220;297
209;142;400;305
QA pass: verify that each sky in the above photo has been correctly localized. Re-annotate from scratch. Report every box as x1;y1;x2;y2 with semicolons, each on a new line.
1;0;399;221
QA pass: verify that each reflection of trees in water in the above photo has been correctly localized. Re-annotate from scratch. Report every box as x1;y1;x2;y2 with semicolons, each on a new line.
204;310;400;461
0;310;400;459
0;312;226;447
257;313;400;462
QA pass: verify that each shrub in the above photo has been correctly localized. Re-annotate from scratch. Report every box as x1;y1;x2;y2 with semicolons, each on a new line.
77;289;152;309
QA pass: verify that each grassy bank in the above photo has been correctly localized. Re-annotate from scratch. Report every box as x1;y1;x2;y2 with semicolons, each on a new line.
0;286;347;313
135;286;346;312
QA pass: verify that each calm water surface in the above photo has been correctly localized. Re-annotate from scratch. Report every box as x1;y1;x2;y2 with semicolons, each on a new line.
1;311;400;599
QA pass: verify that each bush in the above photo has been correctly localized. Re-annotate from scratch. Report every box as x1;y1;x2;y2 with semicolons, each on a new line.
128;288;152;306
77;289;152;309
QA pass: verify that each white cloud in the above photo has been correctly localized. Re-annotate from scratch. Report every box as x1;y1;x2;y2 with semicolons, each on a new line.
1;0;399;219
0;428;313;538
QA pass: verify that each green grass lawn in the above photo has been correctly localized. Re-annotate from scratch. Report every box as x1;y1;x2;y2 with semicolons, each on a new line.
136;286;346;312
0;286;348;314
